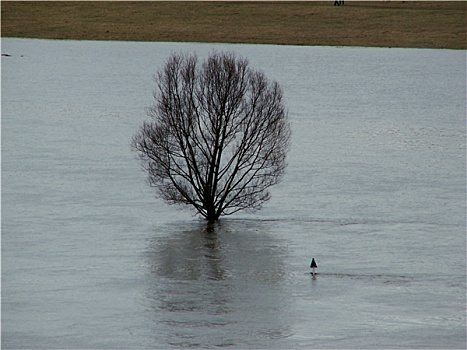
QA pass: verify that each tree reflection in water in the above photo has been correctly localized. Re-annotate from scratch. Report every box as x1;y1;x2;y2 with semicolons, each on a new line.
144;219;294;348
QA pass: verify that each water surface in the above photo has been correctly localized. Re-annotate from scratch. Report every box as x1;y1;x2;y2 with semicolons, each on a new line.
2;39;465;349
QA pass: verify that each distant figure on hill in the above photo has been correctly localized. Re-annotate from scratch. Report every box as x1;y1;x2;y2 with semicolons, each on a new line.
334;0;344;5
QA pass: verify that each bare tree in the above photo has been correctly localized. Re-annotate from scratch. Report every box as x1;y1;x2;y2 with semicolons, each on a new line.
132;52;291;222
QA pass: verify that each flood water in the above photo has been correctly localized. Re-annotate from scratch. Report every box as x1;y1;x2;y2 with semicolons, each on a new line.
2;38;466;349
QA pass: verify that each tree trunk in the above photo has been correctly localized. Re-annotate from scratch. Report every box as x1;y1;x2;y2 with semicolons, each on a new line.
205;200;219;223
206;212;220;223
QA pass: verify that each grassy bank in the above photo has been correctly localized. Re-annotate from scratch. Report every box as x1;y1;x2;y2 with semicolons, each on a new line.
1;1;466;49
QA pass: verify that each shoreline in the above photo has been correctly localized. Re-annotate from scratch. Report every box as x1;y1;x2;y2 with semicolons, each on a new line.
2;36;462;52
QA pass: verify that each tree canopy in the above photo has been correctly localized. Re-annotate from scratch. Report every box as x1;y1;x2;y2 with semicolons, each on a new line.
132;52;290;222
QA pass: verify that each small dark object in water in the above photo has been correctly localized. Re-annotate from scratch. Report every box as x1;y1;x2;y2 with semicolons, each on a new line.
2;53;12;57
310;258;318;277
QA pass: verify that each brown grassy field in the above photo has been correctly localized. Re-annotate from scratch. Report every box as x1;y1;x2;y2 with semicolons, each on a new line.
1;1;466;49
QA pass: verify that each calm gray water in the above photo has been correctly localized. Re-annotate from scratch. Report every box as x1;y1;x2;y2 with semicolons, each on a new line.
2;38;465;349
